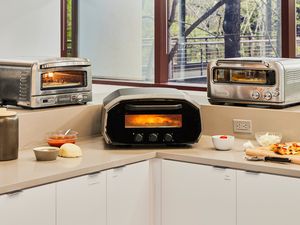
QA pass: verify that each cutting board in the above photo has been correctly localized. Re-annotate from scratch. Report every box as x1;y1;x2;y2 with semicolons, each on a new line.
245;147;300;165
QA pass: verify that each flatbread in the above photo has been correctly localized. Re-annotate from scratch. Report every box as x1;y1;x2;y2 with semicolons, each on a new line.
270;142;300;155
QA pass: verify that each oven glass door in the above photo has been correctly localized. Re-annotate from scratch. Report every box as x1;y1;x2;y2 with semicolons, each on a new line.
213;68;276;85
41;71;87;90
124;114;182;128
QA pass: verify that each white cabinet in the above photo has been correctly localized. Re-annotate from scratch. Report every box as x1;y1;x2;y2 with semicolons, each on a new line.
237;170;300;225
0;183;55;225
107;160;150;225
162;160;236;225
57;171;106;225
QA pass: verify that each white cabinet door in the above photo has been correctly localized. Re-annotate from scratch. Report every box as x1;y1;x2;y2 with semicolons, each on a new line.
107;160;150;225
237;170;300;225
57;171;106;225
162;160;236;225
0;183;55;225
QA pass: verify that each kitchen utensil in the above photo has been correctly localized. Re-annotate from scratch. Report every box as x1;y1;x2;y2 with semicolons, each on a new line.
33;146;59;161
64;128;71;136
245;148;300;165
0;108;18;161
211;135;235;150
245;155;291;163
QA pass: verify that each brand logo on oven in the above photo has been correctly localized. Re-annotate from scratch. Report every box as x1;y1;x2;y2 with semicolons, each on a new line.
58;96;71;102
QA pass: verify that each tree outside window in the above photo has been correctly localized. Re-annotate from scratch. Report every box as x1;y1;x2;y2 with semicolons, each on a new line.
168;0;281;85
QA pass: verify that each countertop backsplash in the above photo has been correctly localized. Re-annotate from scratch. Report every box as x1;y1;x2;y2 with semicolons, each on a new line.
12;84;300;149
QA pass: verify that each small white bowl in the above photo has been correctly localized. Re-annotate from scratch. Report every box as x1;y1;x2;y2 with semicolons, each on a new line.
212;135;235;151
33;146;60;161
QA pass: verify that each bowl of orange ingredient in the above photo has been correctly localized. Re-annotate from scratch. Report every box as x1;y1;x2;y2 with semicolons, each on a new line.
47;130;78;147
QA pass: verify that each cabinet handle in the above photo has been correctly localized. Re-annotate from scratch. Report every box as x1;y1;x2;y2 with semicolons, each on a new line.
111;165;126;172
88;171;100;178
111;165;126;178
7;190;23;197
244;170;261;175
113;165;126;170
213;166;228;170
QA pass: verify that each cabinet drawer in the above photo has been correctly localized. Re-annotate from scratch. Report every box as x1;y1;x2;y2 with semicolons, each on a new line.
237;170;300;225
107;161;150;225
162;160;236;225
0;184;55;225
56;171;107;225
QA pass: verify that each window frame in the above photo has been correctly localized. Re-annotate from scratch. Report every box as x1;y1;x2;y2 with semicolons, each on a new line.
61;0;78;57
61;0;296;91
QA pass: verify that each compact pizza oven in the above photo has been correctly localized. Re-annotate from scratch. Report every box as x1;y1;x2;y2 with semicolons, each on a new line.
0;57;92;108
101;88;202;146
208;57;300;107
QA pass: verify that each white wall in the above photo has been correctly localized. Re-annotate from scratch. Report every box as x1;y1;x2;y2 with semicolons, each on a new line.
0;0;61;58
78;0;154;81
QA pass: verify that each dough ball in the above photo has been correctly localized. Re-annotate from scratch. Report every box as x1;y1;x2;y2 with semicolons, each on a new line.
59;143;82;158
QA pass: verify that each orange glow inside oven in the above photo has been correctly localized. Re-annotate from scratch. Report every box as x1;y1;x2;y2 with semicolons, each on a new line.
125;114;182;128
41;71;85;89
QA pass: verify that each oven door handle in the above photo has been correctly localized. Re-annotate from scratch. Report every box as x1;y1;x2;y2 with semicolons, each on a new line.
125;104;182;111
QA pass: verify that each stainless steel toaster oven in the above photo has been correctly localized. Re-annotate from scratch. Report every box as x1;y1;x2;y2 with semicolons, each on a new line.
0;57;92;108
207;58;300;108
101;88;202;146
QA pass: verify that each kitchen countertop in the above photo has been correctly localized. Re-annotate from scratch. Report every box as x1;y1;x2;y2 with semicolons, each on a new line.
1;135;300;195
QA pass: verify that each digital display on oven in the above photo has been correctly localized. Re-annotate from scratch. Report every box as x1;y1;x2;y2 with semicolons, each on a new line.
41;71;86;90
125;114;182;128
213;68;275;85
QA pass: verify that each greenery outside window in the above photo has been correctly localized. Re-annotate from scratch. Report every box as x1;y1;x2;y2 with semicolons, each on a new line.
168;0;281;85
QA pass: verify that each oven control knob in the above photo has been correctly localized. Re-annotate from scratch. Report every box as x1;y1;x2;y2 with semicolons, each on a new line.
76;94;84;103
272;91;280;97
164;133;173;142
149;133;158;142
134;133;143;143
251;91;260;100
263;91;272;100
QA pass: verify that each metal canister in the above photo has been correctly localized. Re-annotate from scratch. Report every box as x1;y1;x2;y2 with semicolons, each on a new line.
0;108;18;160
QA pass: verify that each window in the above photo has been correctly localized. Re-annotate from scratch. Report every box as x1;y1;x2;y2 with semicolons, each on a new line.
63;0;296;90
297;0;300;56
168;0;281;85
73;0;154;82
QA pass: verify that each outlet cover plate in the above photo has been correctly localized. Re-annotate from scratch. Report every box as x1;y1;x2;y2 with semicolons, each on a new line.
233;119;252;133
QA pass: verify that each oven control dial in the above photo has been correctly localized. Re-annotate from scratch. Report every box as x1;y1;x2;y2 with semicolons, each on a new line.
149;133;158;142
76;94;84;103
164;133;173;142
134;133;144;143
263;91;272;100
251;90;260;100
272;91;280;97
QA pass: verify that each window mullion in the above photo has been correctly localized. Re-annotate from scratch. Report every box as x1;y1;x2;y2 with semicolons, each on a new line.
281;0;296;58
154;0;169;84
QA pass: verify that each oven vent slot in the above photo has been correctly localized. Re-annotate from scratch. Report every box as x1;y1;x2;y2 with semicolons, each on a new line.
216;59;269;67
125;104;182;111
19;72;30;101
285;68;300;85
40;61;91;69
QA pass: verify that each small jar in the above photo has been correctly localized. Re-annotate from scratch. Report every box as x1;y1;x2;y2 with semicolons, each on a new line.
0;108;18;160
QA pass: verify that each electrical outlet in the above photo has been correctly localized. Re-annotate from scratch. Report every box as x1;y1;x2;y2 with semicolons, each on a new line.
233;119;252;133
